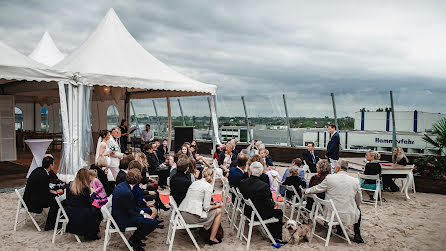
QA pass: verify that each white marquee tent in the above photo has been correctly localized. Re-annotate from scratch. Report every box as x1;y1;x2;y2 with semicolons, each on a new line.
1;8;220;180
29;32;65;67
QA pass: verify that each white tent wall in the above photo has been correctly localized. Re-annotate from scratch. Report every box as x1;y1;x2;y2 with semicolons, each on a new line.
0;95;17;161
15;103;35;131
47;103;61;133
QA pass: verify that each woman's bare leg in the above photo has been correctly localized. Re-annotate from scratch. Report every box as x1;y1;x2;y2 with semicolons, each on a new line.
209;208;222;242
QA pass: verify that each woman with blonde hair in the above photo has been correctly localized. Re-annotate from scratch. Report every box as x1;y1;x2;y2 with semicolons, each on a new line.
179;168;223;245
392;147;409;165
361;151;383;200
65;168;103;240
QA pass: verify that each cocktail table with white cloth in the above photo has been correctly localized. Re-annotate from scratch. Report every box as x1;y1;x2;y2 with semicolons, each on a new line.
344;157;414;200
25;139;53;178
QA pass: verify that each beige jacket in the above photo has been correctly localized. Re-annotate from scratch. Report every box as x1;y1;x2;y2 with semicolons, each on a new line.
178;179;213;219
306;171;361;225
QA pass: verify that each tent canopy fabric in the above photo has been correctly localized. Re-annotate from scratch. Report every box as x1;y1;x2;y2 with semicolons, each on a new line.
55;8;217;97
29;32;65;67
0;41;66;84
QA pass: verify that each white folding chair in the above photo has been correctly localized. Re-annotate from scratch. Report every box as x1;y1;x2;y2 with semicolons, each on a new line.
295;192;315;224
359;174;382;208
279;185;301;221
310;194;351;247
166;197;204;251
221;177;234;218
229;187;241;231
52;194;81;243
238;198;278;250
303;160;316;181
234;188;246;238
101;198;137;251
14;187;43;232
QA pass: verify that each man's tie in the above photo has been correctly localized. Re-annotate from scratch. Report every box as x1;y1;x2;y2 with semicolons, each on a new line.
311;152;316;164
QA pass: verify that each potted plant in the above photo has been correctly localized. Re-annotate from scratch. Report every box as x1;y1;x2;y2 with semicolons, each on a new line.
413;118;446;194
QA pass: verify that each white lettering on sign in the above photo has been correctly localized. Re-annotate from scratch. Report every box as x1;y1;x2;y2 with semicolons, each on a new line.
375;138;415;145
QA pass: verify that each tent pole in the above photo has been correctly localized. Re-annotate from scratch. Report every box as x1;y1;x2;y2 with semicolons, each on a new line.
330;92;339;131
241;96;251;143
177;99;186;126
58;81;70;179
283;94;293;147
167;97;172;152
152;100;162;137
209;95;220;153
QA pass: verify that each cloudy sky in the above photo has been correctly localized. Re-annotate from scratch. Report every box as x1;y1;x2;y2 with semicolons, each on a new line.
1;0;445;118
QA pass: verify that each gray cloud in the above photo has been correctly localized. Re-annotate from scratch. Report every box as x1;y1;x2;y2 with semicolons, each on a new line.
1;0;445;117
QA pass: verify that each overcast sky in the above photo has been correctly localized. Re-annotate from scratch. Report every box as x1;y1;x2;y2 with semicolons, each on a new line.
1;0;445;117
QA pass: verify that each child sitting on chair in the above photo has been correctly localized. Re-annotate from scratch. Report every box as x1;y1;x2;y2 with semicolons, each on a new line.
282;167;306;199
361;151;383;201
89;169;108;208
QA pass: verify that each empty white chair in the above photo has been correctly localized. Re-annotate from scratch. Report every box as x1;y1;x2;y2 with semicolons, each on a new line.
295;192;315;224
229;187;242;231
280;185;301;221
238;198;278;250
52;193;81;243
13;187;42;232
166;196;204;251
101;199;137;251
310;194;351;247
359;174;382;208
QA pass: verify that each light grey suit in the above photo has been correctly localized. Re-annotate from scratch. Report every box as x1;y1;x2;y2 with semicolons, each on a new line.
306;171;362;225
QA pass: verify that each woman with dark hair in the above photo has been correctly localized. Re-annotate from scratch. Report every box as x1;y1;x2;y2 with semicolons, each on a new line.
65;168;103;240
157;139;169;164
120;119;129;154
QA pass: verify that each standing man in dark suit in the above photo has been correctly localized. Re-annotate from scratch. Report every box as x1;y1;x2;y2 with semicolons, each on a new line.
325;124;340;173
23;155;63;231
239;162;287;245
112;169;159;251
303;142;320;173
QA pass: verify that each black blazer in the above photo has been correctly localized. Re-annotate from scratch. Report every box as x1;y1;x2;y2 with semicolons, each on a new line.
23;167;51;213
239;176;275;220
90;164;114;196
326;132;340;160
364;162;382;184
157;146;169;164
170;172;191;205
112;181;141;232
116;170;127;185
282;176;306;198
145;152;160;175
303;150;320;173
218;151;237;168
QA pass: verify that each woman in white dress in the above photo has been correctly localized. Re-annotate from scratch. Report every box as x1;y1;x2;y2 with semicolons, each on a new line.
95;130;113;181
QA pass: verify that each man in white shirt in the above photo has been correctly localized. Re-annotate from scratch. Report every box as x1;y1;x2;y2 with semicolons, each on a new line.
141;124;154;149
107;127;125;179
302;159;364;244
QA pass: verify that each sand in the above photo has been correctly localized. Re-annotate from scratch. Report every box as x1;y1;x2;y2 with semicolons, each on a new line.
1;169;446;250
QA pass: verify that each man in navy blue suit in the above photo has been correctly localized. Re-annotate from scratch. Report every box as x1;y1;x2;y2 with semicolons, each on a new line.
228;154;248;189
325;124;340;173
112;169;158;251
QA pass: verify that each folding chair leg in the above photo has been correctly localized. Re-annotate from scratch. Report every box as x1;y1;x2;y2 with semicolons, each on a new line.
337;216;351;245
168;226;177;251
412;179;416;193
75;235;81;243
185;227;201;251
246;221;254;250
118;229;134;251
28;211;41;232
103;220;110;251
52;210;61;243
14;200;20;231
325;223;333;247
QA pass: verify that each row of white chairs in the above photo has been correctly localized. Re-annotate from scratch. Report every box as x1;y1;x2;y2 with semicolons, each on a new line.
14;187;137;251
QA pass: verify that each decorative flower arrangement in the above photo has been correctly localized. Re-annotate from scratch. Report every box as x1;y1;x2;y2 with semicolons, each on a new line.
109;144;119;152
414;155;446;179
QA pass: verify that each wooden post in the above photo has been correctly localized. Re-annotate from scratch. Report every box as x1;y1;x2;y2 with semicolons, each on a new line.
167;97;172;152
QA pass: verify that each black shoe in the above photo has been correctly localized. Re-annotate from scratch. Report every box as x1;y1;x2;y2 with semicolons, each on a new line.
159;204;169;211
44;222;62;231
85;234;101;241
157;219;164;224
353;234;364;243
129;239;145;251
207;239;220;245
274;239;288;245
156;224;164;229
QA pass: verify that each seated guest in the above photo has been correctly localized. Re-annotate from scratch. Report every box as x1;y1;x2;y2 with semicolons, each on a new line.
282;167;306;199
260;148;274;167
245;154;270;187
144;143;160;175
23;155;62;231
246;140;261;156
306;160;331;210
228;154;248;189
361;151;383;201
218;143;237;177
89;170;108;208
280;158;306;196
66;169;103;240
239;162;286;244
383;147;409;192
179;168;223;245
47;156;66;193
112;169;159;251
170;158;192;205
116;155;134;185
229;138;239;156
302;159;364;243
91;156;115;196
157;139;169;164
303;142;320;173
213;143;224;160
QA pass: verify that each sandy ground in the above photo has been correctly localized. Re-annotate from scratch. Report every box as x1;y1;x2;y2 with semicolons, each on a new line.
1;158;446;250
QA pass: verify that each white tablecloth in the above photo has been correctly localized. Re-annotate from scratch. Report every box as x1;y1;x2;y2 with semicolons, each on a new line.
25;139;53;178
